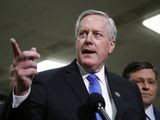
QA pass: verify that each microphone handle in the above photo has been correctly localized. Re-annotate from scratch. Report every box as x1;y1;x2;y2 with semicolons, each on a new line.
97;103;111;120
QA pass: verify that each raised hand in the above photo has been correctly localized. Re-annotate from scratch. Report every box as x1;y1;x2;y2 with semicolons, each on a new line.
10;38;40;95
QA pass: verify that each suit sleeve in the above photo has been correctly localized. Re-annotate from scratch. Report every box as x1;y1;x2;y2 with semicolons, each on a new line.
1;92;31;120
30;74;47;120
1;73;48;120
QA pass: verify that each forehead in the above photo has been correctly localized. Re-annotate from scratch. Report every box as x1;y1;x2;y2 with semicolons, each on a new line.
79;15;108;30
130;69;156;80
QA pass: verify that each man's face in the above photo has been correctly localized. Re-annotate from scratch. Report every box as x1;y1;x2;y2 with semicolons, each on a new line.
75;15;115;72
129;68;158;107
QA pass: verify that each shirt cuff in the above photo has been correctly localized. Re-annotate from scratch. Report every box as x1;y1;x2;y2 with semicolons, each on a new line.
12;87;31;108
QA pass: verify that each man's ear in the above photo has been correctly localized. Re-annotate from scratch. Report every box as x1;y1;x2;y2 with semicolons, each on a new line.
109;40;116;54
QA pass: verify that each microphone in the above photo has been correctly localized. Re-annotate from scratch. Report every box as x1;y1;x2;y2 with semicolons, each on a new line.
87;93;111;120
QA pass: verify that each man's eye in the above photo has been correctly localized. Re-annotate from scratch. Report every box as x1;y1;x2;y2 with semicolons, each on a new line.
79;32;85;36
133;80;142;84
148;80;156;84
78;32;87;38
94;32;102;39
95;33;101;36
79;31;87;36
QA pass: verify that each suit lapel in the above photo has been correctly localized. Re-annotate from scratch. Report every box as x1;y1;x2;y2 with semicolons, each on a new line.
105;68;125;120
64;61;129;119
154;107;160;120
64;60;89;103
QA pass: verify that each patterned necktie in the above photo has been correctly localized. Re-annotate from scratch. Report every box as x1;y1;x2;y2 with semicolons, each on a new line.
87;74;102;120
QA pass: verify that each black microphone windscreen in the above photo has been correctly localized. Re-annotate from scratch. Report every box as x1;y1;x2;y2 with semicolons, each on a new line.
87;93;105;112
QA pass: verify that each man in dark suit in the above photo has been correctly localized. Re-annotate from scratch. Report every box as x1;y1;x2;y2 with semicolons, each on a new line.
123;61;160;120
2;9;145;120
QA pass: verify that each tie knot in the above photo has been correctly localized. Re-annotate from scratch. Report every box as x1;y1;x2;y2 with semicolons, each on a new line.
87;74;99;83
87;74;102;95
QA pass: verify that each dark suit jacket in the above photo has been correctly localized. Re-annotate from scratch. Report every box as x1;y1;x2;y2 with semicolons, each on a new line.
154;107;160;120
0;102;5;120
1;60;146;120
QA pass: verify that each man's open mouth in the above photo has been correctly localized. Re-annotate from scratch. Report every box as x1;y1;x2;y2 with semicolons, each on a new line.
82;49;96;54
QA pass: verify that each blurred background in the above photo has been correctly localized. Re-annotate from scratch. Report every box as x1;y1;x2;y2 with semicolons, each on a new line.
0;0;160;107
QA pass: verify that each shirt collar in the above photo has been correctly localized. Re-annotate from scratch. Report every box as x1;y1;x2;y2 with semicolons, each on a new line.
145;104;155;120
76;61;105;83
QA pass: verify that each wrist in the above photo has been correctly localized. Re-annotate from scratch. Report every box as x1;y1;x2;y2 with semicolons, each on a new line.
14;85;30;96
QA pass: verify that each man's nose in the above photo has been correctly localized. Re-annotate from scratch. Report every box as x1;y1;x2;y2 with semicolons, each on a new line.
85;32;93;43
142;81;149;90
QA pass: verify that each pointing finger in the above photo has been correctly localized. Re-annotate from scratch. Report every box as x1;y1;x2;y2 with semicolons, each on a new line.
10;38;22;58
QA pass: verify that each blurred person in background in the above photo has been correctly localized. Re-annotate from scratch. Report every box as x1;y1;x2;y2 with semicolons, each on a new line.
123;61;160;120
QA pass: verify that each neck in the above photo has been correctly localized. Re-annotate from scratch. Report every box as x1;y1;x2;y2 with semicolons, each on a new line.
145;104;152;109
78;62;104;73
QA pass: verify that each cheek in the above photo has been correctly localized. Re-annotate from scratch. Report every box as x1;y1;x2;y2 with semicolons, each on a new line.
151;87;158;95
76;40;82;52
99;44;110;55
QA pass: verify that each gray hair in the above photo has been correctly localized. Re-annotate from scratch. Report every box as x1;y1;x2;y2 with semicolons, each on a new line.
75;9;117;40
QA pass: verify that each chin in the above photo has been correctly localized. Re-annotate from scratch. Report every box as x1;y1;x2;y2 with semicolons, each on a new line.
143;100;152;106
82;59;95;66
83;62;101;73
